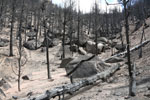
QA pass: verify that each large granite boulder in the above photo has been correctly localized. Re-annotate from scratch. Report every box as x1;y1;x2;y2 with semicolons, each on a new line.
65;55;110;78
23;39;41;50
115;44;126;51
73;33;89;47
85;41;104;54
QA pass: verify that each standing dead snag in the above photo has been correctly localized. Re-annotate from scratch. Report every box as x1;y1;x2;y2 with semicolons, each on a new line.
9;0;16;56
106;0;136;96
62;2;69;59
123;0;136;96
139;0;146;58
17;0;25;91
42;0;51;79
94;2;99;55
77;1;80;52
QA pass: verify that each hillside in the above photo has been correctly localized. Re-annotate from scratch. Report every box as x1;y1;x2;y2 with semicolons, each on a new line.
0;0;150;100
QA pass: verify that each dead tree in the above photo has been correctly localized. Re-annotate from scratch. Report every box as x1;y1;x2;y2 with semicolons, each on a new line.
17;0;25;91
94;2;99;55
105;0;136;96
68;0;74;55
77;1;80;51
123;0;136;96
139;0;146;58
0;0;4;31
42;0;51;79
62;2;67;59
9;0;16;56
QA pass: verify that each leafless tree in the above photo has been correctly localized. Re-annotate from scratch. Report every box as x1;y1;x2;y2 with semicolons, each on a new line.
9;0;17;56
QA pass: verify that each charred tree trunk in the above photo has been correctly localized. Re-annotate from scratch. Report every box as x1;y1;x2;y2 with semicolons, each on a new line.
18;0;24;91
62;5;67;59
77;7;80;52
9;0;16;56
123;0;135;96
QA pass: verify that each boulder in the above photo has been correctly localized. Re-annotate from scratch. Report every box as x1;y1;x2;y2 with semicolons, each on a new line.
70;45;78;52
85;41;104;54
105;57;124;63
115;44;126;51
26;32;36;37
0;38;9;47
42;37;53;47
0;78;11;90
73;33;89;47
23;39;41;50
97;37;108;44
22;75;30;80
79;47;87;55
59;45;73;58
60;57;73;68
65;55;108;78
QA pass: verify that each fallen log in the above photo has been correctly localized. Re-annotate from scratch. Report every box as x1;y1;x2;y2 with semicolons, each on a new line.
104;39;150;61
20;63;121;100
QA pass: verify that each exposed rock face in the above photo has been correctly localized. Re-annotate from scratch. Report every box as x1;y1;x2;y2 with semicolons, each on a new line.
85;41;104;54
23;39;41;50
0;38;9;47
65;55;109;78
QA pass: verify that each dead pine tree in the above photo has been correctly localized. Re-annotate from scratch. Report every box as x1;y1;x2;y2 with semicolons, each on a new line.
105;0;136;96
17;0;25;91
123;0;136;96
68;0;74;55
94;2;99;55
42;0;51;79
77;0;80;52
9;0;16;56
139;0;146;58
62;2;67;59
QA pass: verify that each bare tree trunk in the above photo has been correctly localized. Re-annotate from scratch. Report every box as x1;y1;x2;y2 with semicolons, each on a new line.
0;0;4;31
94;2;98;55
35;9;40;49
9;0;16;56
123;0;135;96
45;27;51;79
62;4;67;59
77;9;80;52
18;0;24;91
139;0;146;58
24;8;28;42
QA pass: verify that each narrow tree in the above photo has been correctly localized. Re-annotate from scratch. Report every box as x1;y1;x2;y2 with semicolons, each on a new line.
62;2;67;59
123;0;136;96
18;0;25;91
9;0;16;56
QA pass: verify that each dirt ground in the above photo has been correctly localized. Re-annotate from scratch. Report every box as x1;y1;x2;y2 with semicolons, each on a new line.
0;18;150;100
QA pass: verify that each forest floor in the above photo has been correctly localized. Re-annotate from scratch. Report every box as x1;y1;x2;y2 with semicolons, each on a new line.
0;18;150;100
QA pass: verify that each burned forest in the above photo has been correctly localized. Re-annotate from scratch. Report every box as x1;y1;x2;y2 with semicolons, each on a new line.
0;0;150;100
